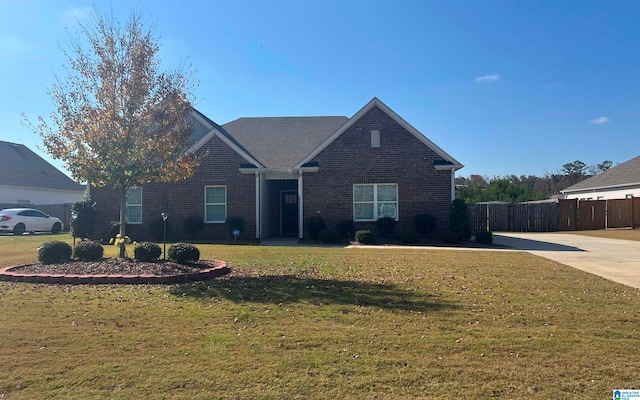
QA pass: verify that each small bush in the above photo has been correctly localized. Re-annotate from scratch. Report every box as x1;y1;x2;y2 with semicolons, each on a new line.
319;229;339;244
70;194;96;239
375;217;397;239
182;216;204;240
335;219;356;240
413;214;438;238
134;242;162;262
148;216;169;242
168;243;200;264
38;240;72;265
449;199;472;240
400;231;419;244
74;240;104;261
226;216;246;238
475;231;493;245
440;230;458;244
355;230;374;245
305;215;326;240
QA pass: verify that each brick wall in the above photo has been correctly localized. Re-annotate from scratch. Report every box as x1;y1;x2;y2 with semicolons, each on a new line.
303;105;453;236
92;135;256;243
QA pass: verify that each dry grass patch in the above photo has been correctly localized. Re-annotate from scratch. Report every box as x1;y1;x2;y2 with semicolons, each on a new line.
567;228;640;242
1;235;639;398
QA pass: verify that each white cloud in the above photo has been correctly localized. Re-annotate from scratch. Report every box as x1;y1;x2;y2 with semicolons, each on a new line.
0;36;33;53
474;74;500;82
59;7;92;26
589;116;609;124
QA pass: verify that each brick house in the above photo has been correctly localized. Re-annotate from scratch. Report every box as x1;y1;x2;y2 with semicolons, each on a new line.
91;97;463;242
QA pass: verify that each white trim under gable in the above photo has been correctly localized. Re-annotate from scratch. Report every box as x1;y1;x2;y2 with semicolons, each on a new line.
187;110;264;168
295;97;464;170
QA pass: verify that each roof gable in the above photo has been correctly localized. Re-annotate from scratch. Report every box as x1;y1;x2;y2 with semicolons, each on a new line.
0;141;84;192
296;97;463;170
222;116;349;169
562;155;640;193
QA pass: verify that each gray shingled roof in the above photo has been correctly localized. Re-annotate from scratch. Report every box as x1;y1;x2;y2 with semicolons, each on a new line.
222;116;349;169
563;155;640;192
0;141;85;191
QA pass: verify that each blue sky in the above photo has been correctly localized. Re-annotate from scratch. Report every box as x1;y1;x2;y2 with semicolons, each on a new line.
1;0;639;179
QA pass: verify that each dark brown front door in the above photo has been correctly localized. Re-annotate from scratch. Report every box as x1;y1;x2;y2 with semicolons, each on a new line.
280;190;298;236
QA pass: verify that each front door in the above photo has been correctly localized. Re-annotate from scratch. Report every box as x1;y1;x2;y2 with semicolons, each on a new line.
280;191;298;236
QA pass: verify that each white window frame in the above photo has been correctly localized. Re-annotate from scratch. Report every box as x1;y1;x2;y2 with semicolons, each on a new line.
125;187;142;224
353;183;398;221
205;186;227;223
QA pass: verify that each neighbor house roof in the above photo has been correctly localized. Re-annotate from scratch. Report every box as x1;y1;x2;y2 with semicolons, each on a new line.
562;155;640;193
222;116;349;169
0;140;85;192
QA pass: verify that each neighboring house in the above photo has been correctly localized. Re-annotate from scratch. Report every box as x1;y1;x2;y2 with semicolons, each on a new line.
91;97;463;241
561;155;640;200
0;140;85;205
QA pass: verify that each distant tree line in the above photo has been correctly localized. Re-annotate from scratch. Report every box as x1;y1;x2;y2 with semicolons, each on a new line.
455;160;614;204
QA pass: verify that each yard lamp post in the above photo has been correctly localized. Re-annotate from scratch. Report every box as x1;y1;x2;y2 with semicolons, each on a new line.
71;210;78;258
161;212;168;260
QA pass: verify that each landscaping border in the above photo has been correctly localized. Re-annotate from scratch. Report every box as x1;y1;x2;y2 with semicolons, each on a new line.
0;260;230;284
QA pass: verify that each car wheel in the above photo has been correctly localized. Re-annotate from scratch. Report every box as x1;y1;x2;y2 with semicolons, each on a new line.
13;223;25;236
51;222;62;234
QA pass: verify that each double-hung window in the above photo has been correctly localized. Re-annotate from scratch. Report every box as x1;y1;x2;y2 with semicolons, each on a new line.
205;186;227;223
125;187;142;224
353;184;398;221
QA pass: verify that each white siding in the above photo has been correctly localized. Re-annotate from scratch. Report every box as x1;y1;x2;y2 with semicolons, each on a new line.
0;185;84;205
563;185;640;200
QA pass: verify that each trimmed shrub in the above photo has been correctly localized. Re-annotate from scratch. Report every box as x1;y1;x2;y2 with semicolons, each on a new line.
38;240;72;264
319;229;339;244
148;216;169;242
400;231;419;244
74;240;104;261
70;194;96;239
134;242;162;262
412;214;438;238
449;199;472;240
475;231;493;245
375;217;396;239
440;230;458;244
355;230;374;245
226;216;246;238
182;215;204;240
335;219;356;240
168;243;200;264
305;215;326;240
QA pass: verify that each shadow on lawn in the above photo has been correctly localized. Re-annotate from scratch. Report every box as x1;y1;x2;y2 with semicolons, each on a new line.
172;275;458;312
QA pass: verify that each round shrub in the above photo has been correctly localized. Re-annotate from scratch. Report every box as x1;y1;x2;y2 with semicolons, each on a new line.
335;219;356;240
38;240;72;265
400;231;419;244
375;217;396;239
305;215;326;240
355;230;374;245
319;229;339;244
182;215;204;240
413;213;438;238
475;231;493;245
134;242;162;262
168;243;200;264
440;230;458;244
74;240;104;261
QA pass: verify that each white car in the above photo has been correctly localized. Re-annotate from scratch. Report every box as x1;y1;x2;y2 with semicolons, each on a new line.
0;208;64;235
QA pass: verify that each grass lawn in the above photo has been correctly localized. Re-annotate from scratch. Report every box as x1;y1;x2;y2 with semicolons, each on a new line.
1;234;640;399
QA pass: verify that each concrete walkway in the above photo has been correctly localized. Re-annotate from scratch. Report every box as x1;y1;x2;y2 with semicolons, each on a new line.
493;232;640;289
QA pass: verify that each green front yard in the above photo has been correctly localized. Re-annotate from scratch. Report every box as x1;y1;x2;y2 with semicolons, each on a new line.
1;235;639;399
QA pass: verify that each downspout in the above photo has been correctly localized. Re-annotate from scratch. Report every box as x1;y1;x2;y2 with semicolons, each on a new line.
450;168;456;201
298;170;304;240
255;171;260;239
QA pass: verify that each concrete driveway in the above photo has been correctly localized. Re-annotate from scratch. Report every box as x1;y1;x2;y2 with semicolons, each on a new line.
493;232;640;289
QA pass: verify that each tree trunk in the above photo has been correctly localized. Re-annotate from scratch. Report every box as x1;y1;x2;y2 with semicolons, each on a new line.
119;186;127;258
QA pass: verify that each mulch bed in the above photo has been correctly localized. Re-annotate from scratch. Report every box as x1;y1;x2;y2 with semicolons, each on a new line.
13;258;209;276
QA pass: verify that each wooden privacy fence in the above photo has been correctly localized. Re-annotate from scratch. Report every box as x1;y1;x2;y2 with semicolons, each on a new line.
469;198;640;232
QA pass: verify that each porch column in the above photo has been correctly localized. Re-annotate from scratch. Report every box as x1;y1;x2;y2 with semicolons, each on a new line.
298;170;304;239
